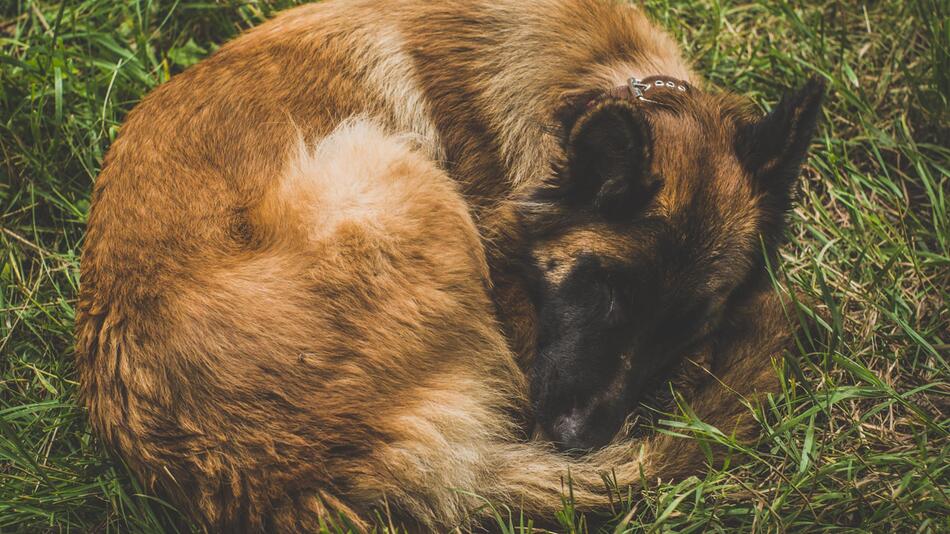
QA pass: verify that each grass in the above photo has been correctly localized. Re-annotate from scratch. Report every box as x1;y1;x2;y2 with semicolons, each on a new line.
1;0;947;531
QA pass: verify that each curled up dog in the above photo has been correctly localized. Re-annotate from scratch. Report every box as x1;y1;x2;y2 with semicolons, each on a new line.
75;0;823;530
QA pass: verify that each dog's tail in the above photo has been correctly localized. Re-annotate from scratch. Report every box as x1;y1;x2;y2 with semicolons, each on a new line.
379;289;789;529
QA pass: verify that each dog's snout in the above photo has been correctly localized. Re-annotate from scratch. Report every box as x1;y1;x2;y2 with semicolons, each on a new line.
547;401;617;452
552;410;587;451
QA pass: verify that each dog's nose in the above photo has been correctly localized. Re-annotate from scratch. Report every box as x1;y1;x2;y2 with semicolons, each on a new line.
551;410;593;452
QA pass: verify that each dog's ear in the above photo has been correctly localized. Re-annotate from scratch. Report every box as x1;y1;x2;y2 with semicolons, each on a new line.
737;77;826;209
562;99;661;220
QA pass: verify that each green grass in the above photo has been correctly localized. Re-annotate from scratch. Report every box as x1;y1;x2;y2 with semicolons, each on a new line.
1;0;947;532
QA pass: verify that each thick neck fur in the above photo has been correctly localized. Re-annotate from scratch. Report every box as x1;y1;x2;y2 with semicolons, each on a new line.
391;0;694;194
430;0;694;192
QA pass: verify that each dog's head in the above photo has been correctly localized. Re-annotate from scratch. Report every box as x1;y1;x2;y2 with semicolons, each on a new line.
522;78;824;451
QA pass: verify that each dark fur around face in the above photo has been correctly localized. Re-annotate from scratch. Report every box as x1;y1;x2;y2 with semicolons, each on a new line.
522;79;824;452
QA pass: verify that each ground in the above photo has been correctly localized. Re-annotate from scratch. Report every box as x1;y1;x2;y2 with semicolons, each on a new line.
1;0;947;532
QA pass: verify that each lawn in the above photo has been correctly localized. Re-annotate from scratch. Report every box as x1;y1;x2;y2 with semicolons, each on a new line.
1;0;947;532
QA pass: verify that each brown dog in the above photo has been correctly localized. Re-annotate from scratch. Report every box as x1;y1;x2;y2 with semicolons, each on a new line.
75;0;822;530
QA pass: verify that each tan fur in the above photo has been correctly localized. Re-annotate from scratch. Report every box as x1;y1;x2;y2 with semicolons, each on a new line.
533;225;640;285
76;0;793;530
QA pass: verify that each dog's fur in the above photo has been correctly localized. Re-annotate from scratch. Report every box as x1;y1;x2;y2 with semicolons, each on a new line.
75;0;821;530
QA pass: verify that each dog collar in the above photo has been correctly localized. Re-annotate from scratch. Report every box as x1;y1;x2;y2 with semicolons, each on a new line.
629;76;690;103
599;75;693;105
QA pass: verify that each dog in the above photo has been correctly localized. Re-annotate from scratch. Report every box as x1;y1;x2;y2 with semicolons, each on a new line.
75;0;823;530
